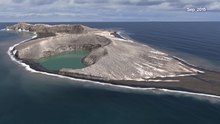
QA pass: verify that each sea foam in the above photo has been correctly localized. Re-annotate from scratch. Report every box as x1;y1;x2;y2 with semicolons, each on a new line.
116;31;134;43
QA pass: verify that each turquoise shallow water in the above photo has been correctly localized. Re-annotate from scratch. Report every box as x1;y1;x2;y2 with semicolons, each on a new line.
0;23;220;124
37;51;89;71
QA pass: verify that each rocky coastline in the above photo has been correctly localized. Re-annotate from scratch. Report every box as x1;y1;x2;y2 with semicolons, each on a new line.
7;23;220;96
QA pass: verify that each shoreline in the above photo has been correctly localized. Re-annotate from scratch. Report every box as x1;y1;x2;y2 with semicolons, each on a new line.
6;30;220;100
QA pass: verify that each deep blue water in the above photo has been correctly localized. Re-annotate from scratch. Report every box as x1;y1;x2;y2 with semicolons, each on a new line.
0;22;220;124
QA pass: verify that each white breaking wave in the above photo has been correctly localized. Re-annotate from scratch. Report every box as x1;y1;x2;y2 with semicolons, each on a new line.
17;28;30;32
147;79;179;82
116;31;134;43
173;56;205;73
6;31;220;101
116;31;127;40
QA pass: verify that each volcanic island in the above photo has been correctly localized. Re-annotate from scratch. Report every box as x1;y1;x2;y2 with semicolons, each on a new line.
7;23;220;96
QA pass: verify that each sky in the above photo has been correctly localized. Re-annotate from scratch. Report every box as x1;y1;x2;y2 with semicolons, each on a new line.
0;0;220;22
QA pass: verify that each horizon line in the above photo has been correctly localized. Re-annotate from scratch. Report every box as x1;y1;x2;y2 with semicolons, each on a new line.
0;21;220;23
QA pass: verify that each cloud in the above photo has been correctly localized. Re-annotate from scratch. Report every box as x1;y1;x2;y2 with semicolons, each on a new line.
0;0;220;22
11;0;57;5
208;2;220;11
31;0;56;5
2;0;220;10
12;0;26;4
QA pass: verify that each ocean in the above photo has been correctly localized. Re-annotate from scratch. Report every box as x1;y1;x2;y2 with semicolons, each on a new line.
0;22;220;124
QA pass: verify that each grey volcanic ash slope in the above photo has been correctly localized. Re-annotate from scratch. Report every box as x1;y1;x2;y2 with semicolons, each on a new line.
14;33;110;61
8;23;200;81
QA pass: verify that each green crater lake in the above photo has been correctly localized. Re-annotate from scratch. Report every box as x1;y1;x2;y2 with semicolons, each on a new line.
37;50;89;71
